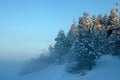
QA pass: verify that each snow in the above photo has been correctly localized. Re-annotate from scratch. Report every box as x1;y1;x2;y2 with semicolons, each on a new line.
18;64;79;80
80;55;120;80
0;55;120;80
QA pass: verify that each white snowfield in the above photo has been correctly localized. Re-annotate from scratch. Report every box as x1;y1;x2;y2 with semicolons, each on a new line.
0;55;120;80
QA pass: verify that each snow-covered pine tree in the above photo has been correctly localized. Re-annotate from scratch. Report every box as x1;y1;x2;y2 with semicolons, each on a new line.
91;15;96;30
67;23;79;46
67;31;99;73
78;12;91;31
108;34;120;56
47;45;57;64
97;14;103;25
102;14;108;28
93;30;108;55
67;32;87;73
54;29;71;64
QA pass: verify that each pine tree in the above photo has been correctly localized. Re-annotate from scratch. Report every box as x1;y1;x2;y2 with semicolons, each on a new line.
94;14;103;31
102;14;108;27
108;9;116;28
93;30;108;55
78;12;91;31
67;31;99;73
67;23;79;46
47;45;56;64
97;14;103;24
108;34;120;56
54;30;70;64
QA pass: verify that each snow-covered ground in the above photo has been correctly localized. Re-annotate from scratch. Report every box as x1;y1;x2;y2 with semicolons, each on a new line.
0;55;120;80
80;55;120;80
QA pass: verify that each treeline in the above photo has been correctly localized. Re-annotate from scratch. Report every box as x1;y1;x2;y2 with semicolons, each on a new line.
21;3;120;75
46;7;120;73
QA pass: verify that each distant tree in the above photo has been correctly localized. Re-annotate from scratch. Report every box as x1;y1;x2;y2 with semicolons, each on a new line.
47;45;56;64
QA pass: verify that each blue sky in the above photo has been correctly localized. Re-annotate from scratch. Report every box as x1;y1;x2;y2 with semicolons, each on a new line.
0;0;119;60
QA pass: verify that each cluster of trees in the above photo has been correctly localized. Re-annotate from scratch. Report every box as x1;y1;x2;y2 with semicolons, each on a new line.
48;7;120;73
22;3;120;75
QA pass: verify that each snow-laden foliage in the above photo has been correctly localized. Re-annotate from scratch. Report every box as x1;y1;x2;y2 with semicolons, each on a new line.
53;30;71;64
67;31;103;73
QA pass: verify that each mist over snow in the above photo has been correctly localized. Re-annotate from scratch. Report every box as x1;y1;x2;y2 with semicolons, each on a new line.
0;55;120;80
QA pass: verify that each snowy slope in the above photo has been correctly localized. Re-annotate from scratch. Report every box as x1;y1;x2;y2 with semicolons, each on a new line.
17;55;120;80
17;64;79;80
80;55;120;80
0;55;120;80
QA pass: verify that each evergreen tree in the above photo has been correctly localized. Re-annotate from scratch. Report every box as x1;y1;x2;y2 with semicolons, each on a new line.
67;31;99;73
47;45;56;64
78;12;91;31
97;14;103;25
54;30;70;64
67;23;79;46
102;14;108;28
93;30;108;55
108;34;120;56
108;9;117;28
